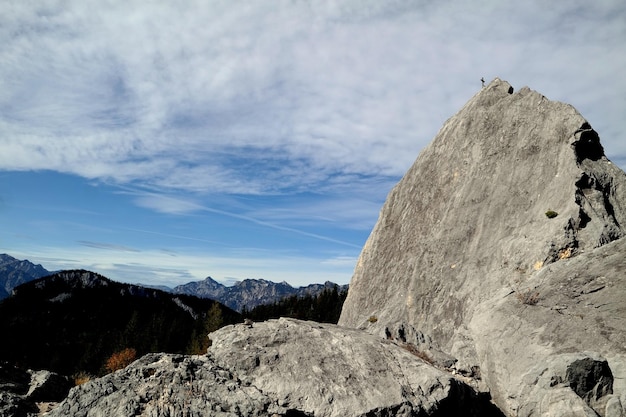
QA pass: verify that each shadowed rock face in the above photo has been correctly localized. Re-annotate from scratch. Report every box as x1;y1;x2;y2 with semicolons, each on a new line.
0;364;71;417
339;78;626;416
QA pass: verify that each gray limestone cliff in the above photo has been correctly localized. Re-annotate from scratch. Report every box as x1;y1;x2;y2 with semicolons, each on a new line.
339;78;626;416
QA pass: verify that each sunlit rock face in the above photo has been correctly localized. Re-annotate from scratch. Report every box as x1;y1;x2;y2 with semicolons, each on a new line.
339;78;626;416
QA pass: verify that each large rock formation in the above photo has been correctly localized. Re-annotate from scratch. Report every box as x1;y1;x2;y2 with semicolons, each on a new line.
339;78;626;416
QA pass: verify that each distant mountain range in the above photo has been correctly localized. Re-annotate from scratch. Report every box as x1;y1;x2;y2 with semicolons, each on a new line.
0;254;348;311
172;277;348;312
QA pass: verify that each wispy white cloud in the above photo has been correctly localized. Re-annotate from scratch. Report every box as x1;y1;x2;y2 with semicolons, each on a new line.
78;240;141;252
247;196;384;231
131;193;204;215
125;188;363;248
2;0;623;197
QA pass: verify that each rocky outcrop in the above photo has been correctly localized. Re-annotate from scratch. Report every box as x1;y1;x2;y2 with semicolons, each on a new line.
48;318;504;417
339;78;626;416
470;237;626;416
208;318;503;416
0;363;71;417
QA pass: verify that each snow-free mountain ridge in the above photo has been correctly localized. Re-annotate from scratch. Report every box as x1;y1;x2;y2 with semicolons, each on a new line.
0;253;345;311
0;254;50;299
173;276;348;312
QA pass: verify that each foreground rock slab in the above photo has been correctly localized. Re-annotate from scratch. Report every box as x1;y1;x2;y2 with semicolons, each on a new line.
209;318;503;416
49;318;504;417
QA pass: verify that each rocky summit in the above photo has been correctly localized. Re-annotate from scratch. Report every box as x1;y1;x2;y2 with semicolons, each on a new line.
32;78;626;417
339;78;626;416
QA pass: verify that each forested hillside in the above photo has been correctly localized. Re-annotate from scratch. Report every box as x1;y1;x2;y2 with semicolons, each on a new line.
0;270;240;378
242;285;347;324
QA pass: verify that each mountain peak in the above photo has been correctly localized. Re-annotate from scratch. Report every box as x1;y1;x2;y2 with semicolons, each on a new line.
174;277;346;312
0;254;50;299
339;79;626;414
45;270;111;289
341;78;626;330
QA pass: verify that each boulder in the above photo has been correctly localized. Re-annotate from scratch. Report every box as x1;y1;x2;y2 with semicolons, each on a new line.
0;363;71;417
48;318;504;416
208;318;503;416
48;353;272;417
339;78;626;415
26;369;73;403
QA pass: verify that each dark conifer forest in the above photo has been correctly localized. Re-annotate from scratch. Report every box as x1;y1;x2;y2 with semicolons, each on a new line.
242;285;347;324
0;270;241;378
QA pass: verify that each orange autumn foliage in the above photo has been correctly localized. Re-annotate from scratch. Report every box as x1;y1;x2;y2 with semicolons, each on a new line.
104;348;137;373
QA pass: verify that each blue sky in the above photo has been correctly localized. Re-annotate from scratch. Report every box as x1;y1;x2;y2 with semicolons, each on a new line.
1;1;625;288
